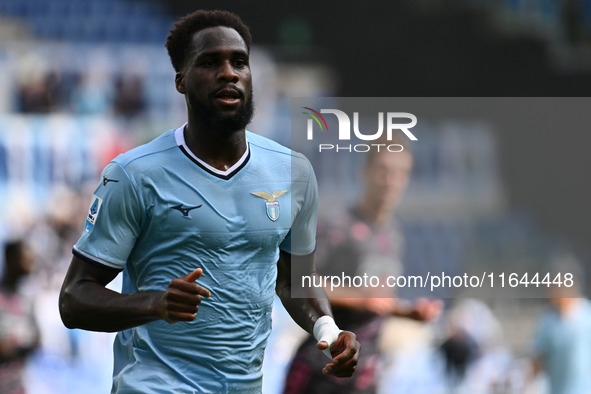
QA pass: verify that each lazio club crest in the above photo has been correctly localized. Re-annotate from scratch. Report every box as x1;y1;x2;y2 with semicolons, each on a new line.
251;190;287;222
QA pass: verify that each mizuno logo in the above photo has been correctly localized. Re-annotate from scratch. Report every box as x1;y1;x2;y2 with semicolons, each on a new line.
103;176;120;186
171;204;202;217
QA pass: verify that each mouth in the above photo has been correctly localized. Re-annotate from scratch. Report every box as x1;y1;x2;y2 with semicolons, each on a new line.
212;87;243;106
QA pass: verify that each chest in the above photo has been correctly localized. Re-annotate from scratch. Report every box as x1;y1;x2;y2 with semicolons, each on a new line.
144;167;293;249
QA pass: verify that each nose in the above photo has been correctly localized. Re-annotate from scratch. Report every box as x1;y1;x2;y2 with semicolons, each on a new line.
218;61;239;82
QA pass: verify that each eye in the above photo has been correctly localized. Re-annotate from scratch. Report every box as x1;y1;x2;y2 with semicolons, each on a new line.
233;58;248;68
197;58;216;68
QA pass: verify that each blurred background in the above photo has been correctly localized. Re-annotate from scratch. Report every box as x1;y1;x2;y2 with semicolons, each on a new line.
1;0;591;393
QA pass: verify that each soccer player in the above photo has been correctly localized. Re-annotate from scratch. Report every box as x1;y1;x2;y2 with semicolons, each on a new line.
283;136;441;394
58;10;359;393
529;259;591;394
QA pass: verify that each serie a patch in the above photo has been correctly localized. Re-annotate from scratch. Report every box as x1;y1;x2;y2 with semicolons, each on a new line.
84;195;103;232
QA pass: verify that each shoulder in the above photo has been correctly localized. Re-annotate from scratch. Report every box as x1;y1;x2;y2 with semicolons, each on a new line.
246;131;291;155
246;131;306;163
112;129;178;171
246;131;313;179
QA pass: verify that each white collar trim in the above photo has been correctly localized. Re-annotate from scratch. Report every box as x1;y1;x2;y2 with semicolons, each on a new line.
174;124;249;177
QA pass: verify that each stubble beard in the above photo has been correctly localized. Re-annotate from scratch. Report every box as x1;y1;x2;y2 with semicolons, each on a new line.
192;89;255;136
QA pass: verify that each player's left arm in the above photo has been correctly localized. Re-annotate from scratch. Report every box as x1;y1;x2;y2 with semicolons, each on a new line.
276;250;360;377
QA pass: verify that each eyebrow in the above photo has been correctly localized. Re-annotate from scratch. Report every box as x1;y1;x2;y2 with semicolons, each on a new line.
195;48;249;59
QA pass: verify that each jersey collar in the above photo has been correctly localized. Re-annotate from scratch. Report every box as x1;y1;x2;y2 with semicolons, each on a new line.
174;124;250;180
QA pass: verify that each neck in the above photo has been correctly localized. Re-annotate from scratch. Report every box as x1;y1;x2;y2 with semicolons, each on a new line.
183;121;247;172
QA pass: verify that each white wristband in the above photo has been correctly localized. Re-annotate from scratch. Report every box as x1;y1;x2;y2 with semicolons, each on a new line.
313;315;342;359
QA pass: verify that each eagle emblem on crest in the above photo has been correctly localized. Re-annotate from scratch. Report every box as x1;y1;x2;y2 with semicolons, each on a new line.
251;190;288;221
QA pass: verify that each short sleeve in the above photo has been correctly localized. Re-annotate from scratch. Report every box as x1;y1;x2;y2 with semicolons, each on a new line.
280;158;318;256
73;162;143;270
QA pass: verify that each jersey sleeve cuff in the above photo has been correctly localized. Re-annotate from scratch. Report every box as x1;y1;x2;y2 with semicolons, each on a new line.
280;245;316;257
72;247;124;272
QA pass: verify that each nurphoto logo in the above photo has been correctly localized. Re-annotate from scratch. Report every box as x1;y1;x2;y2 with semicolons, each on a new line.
302;107;418;153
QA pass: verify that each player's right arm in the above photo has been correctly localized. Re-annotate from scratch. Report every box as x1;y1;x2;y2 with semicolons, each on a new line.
59;256;210;332
58;161;208;332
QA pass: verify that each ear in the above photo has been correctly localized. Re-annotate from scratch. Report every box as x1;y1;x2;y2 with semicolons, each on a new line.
175;72;186;94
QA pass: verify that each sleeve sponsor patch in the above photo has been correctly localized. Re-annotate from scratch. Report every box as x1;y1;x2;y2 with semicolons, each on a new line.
84;195;103;233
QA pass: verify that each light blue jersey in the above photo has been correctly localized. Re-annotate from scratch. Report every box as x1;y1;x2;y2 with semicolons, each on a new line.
533;299;591;394
73;125;318;393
